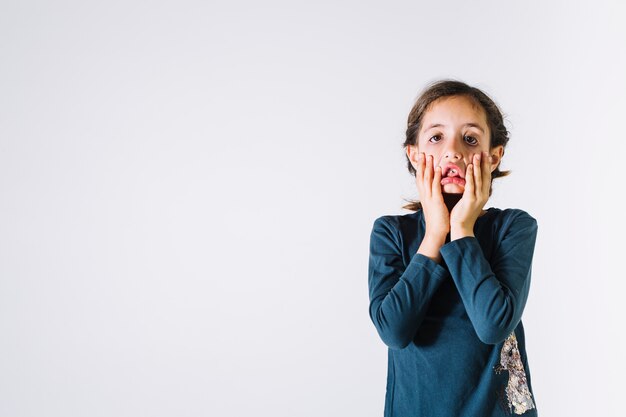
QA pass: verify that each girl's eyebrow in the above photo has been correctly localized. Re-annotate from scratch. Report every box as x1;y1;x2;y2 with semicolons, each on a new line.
463;123;485;133
424;123;485;133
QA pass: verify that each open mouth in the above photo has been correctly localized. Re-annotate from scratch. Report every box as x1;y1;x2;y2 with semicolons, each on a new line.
441;176;466;186
441;164;465;186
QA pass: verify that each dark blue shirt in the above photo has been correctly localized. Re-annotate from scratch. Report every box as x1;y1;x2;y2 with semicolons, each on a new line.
368;207;539;416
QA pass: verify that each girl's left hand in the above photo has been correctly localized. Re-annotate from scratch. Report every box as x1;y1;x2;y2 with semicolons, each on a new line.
449;151;492;239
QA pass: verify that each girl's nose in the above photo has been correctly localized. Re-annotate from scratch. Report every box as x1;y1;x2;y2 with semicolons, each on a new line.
444;150;462;160
443;140;463;160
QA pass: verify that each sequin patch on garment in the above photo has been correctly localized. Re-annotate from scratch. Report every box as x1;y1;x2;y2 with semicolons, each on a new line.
494;332;535;415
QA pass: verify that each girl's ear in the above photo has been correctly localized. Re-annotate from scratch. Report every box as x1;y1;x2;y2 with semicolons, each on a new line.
406;144;419;170
490;145;505;173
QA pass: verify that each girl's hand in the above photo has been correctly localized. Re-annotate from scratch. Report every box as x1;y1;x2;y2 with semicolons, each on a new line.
449;151;492;239
415;153;450;239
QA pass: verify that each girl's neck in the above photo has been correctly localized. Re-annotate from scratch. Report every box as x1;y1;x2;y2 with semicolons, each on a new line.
442;192;462;212
442;192;488;216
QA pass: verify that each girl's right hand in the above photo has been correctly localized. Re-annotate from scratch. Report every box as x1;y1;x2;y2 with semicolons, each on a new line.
415;153;450;239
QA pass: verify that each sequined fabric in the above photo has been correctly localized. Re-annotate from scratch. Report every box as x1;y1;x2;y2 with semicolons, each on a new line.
494;332;535;415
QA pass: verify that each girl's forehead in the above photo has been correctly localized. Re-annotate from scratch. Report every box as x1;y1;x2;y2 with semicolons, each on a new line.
424;95;487;123
418;96;490;138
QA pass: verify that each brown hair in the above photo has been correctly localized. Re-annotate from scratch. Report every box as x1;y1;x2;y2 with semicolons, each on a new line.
402;79;511;211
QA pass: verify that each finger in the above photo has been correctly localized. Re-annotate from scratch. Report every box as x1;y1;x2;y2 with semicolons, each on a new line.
415;152;425;179
465;163;475;197
474;153;482;197
482;151;492;195
415;152;426;195
432;165;443;197
424;154;433;196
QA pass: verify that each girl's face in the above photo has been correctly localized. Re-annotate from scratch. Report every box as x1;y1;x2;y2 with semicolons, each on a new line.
407;95;504;194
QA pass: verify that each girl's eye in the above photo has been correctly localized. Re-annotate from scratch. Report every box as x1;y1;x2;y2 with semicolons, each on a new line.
464;135;478;145
429;135;442;143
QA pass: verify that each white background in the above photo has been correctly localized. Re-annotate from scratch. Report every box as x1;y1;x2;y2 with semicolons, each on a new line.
1;1;624;416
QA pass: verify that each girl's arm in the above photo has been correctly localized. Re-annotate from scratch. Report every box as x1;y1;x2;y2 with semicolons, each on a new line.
440;210;538;345
368;216;448;350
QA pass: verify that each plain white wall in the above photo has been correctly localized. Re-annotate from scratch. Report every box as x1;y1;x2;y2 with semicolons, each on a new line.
1;0;624;416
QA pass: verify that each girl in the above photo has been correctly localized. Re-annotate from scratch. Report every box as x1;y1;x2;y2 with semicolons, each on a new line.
368;80;539;417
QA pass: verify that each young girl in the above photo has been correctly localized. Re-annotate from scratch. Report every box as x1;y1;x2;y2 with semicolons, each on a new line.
368;80;539;416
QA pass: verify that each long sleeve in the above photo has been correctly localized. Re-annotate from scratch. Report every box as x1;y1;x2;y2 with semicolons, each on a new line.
368;216;449;350
439;211;538;345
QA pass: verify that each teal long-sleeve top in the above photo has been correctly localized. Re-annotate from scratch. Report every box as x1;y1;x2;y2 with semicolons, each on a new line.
368;207;539;417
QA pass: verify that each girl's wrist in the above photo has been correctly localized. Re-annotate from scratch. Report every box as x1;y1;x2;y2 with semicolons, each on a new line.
424;231;447;244
418;232;447;263
450;225;474;241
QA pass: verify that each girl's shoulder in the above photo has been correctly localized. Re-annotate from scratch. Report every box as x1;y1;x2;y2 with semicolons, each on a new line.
374;206;537;222
484;208;539;246
371;207;537;235
490;207;538;228
371;209;422;233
